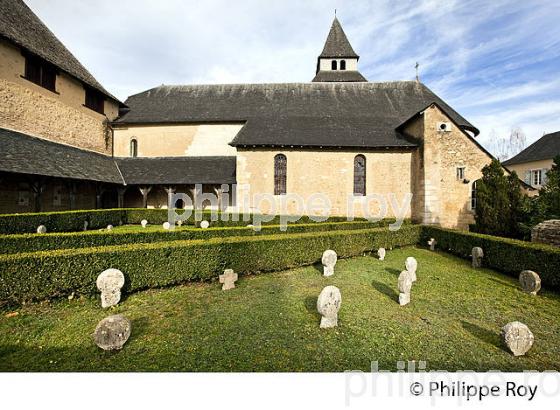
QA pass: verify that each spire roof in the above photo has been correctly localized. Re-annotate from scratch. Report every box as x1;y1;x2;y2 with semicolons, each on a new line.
319;17;359;58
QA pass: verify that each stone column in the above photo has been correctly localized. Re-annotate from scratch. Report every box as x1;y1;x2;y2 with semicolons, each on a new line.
95;184;106;209
117;187;127;209
164;186;176;208
214;186;224;211
189;185;198;210
138;186;152;208
66;181;77;210
30;178;46;213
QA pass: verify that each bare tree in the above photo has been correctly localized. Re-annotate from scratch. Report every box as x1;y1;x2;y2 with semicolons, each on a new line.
489;127;527;162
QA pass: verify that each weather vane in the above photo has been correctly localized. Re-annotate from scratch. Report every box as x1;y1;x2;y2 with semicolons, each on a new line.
415;62;420;82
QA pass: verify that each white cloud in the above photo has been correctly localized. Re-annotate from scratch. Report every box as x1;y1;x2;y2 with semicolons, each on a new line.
24;0;560;154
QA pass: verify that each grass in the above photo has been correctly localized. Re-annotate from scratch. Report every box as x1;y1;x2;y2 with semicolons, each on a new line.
1;247;559;372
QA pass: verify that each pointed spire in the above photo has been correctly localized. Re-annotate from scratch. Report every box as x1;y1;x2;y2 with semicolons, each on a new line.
319;17;359;59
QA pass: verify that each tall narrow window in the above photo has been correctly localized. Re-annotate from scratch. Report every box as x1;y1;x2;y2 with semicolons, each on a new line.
471;180;478;210
354;155;366;196
274;154;287;195
85;87;105;114
340;60;346;70
130;139;138;157
24;53;57;92
331;60;338;70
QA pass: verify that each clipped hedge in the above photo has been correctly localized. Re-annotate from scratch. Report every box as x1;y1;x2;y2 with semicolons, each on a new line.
0;209;128;234
0;207;394;234
0;225;421;304
421;226;560;289
0;220;404;254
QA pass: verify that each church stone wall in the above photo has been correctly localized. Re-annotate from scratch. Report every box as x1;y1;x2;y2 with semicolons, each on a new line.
112;123;242;157
0;39;119;155
414;105;493;229
236;149;413;219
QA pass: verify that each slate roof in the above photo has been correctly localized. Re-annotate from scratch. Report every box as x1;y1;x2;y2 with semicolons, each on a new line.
0;0;120;103
312;70;367;83
0;127;123;183
0;128;236;185
503;131;560;166
115;157;236;185
319;17;359;58
115;81;479;147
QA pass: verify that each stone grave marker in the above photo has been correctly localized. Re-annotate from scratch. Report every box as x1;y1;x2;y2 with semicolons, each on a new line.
519;270;541;295
321;250;337;277
472;247;484;268
405;257;418;282
219;269;238;290
398;270;413;306
501;321;534;356
428;238;437;251
96;268;125;308
93;314;132;351
317;285;341;328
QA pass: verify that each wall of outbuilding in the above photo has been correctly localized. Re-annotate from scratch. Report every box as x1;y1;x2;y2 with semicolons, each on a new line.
0;39;119;155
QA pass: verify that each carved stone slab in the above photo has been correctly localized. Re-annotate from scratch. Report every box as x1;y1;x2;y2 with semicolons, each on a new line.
519;270;541;295
378;248;386;261
501;321;534;356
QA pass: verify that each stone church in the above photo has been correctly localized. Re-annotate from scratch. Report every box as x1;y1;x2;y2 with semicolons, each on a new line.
0;0;495;229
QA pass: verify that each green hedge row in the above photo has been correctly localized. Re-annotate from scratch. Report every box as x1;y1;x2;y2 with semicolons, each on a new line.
0;209;129;235
0;208;383;234
421;226;560;289
0;221;400;254
0;225;421;304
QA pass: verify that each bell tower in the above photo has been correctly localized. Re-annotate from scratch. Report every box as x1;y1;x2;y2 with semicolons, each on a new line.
312;17;367;82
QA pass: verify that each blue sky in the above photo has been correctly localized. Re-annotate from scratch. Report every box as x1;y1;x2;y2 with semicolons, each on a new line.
26;0;560;155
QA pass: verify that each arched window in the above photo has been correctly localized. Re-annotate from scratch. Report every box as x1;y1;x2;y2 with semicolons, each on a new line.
274;154;287;195
340;60;346;70
130;139;138;157
471;180;478;210
331;60;338;70
353;155;366;196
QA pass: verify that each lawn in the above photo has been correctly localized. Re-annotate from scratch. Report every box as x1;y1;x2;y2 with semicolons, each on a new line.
1;247;559;372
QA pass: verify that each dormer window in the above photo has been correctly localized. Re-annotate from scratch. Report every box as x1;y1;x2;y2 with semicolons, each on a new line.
331;60;337;70
85;87;105;114
340;60;346;70
23;53;57;93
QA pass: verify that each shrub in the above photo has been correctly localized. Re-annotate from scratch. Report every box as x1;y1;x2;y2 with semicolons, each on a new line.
0;220;402;254
0;225;421;304
0;209;128;234
0;208;406;234
421;226;560;289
